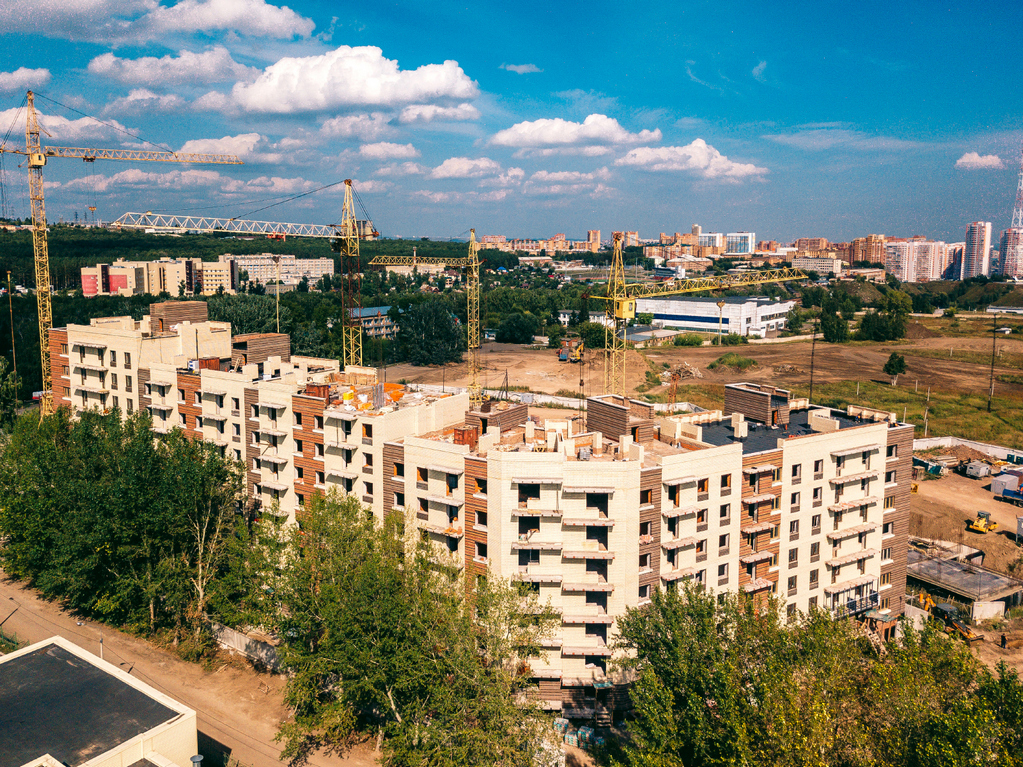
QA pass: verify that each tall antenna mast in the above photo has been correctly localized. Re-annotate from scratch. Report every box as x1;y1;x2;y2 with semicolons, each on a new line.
1013;142;1023;230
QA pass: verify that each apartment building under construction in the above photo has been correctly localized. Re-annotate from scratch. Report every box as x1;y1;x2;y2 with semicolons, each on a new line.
49;302;911;723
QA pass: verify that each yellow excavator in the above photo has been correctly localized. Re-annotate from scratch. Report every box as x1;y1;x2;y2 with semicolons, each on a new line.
968;511;998;534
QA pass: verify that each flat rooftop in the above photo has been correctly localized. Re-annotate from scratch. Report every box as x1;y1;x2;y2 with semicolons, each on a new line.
907;553;1023;602
701;407;869;455
0;643;180;767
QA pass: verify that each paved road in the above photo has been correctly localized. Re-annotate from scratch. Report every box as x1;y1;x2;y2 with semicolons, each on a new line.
0;575;376;767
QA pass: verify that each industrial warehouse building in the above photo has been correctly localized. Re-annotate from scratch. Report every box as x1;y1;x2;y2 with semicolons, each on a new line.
49;302;911;722
635;295;796;338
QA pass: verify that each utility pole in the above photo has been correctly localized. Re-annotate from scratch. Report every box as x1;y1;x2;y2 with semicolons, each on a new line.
988;312;997;412
716;299;726;344
6;271;15;384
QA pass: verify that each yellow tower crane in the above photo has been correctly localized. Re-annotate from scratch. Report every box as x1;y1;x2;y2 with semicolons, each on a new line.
367;230;482;410
594;231;808;397
114;181;374;370
0;91;242;416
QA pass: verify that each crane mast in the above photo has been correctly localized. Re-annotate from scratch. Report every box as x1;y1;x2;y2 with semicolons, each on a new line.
0;90;242;416
330;179;363;369
367;229;483;410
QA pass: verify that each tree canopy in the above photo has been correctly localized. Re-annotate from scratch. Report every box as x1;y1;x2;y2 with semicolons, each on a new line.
393;301;466;366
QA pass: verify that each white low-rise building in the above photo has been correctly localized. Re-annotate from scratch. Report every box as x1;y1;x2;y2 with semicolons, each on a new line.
635;295;796;338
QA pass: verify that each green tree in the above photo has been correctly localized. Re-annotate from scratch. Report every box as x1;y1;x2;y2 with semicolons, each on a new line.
576;321;608;350
394;301;465;365
883;352;907;385
821;311;849;343
496;313;541;344
263;493;559;766
0;356;19;430
546;323;566;349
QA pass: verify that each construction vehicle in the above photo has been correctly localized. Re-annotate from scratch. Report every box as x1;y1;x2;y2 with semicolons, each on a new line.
0;91;242;416
557;339;584;362
967;510;998;534
594;233;806;396
917;591;936;612
115;179;368;370
569;342;584;363
932;603;983;645
1000;488;1023;507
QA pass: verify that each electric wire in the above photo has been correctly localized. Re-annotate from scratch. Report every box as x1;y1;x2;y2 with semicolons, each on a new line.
33;92;176;154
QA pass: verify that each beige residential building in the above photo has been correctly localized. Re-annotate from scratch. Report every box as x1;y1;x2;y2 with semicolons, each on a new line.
49;306;912;725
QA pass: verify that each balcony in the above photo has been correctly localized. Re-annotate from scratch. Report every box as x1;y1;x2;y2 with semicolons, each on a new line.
661;536;697;551
826;522;877;543
831;591;879;619
561;582;614;593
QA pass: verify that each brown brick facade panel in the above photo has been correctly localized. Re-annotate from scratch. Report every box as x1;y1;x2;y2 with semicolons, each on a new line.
585;397;628;441
138;369;151;412
882;424;913;616
739;450;782;598
244;388;260;500
465;402;528;435
149;300;208;330
639;467;662;592
49;329;71;410
176;372;201;441
231;333;291;370
292;394;326;511
464;457;488;588
382;442;405;522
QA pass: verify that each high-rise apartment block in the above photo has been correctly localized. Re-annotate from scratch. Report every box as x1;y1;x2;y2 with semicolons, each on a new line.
851;234;886;265
795;237;829;251
999;229;1023;278
884;238;945;283
51;306;912;722
963;222;993;279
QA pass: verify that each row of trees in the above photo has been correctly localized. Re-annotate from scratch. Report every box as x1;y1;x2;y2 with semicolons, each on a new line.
614;584;1023;767
0;407;562;765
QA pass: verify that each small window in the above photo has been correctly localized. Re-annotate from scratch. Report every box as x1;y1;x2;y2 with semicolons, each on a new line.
314;415;324;430
251;404;259;418
886;444;897;458
719;503;730;519
790;491;800;507
419;498;429;513
178;388;186;403
718;563;728;578
792;463;802;479
315;442;324;457
697;478;709;495
295;412;303;426
476;510;487;528
814;459;823;475
885;470;896;483
813;487;822;501
125;375;132;392
810;542;820;561
640;520;651;537
295;438;303;453
296;466;305;479
787;575;797;591
195;415;203;429
364;453;374;468
638;584;650;600
194;391;201;405
883;522;893;535
179;413;186;425
788;548;798;563
476;542;488;560
640;488;652;505
881;572;892;585
811;514;821;530
720;474;731;490
111;373;118;390
789;520;799;535
233;423;240;436
697;508;707;524
316;470;325;484
394;462;405;477
718;533;729;550
124;352;131;369
476;478;488;495
882;547;892;561
884;496;895;509
297;493;304;507
232;397;240;410
809;569;819;588
418;467;428;483
395;492;405;507
363;423;373;439
639;553;651;571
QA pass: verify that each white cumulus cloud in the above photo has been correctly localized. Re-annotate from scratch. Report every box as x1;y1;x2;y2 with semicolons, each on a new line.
0;0;313;42
480;168;525;187
764;125;920;152
319;113;394;141
398;103;480;123
490;114;661;153
523;168;611;196
89;47;257;86
132;0;314;40
0;67;52;92
223;45;478;113
955;152;1005;170
179;133;283;163
103;89;189;115
431;156;501;179
0;107;133;144
500;63;542;74
360;142;419;159
615;139;767;180
375;162;427;177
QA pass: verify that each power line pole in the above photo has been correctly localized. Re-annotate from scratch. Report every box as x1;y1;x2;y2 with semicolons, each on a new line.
809;314;819;403
988;312;997;412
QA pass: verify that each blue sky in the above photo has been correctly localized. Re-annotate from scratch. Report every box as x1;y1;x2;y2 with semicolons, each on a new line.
1;0;1021;244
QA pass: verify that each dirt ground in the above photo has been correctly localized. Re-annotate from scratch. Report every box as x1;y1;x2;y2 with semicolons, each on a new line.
909;472;1023;673
379;334;1023;402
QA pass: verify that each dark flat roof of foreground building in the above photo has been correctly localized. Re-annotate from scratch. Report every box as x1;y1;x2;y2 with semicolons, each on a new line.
0;639;182;767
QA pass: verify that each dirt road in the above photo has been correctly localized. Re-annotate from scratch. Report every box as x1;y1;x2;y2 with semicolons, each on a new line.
0;575;376;767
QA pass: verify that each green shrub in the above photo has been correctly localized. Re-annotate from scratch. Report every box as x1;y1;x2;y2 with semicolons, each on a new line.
708;353;758;371
673;333;704;347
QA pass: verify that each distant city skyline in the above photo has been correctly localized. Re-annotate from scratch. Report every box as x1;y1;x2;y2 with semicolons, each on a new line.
1;0;1021;243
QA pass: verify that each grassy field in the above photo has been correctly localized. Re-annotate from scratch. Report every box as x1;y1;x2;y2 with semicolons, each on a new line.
897;346;1023;371
668;379;1023;449
915;314;1023;339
